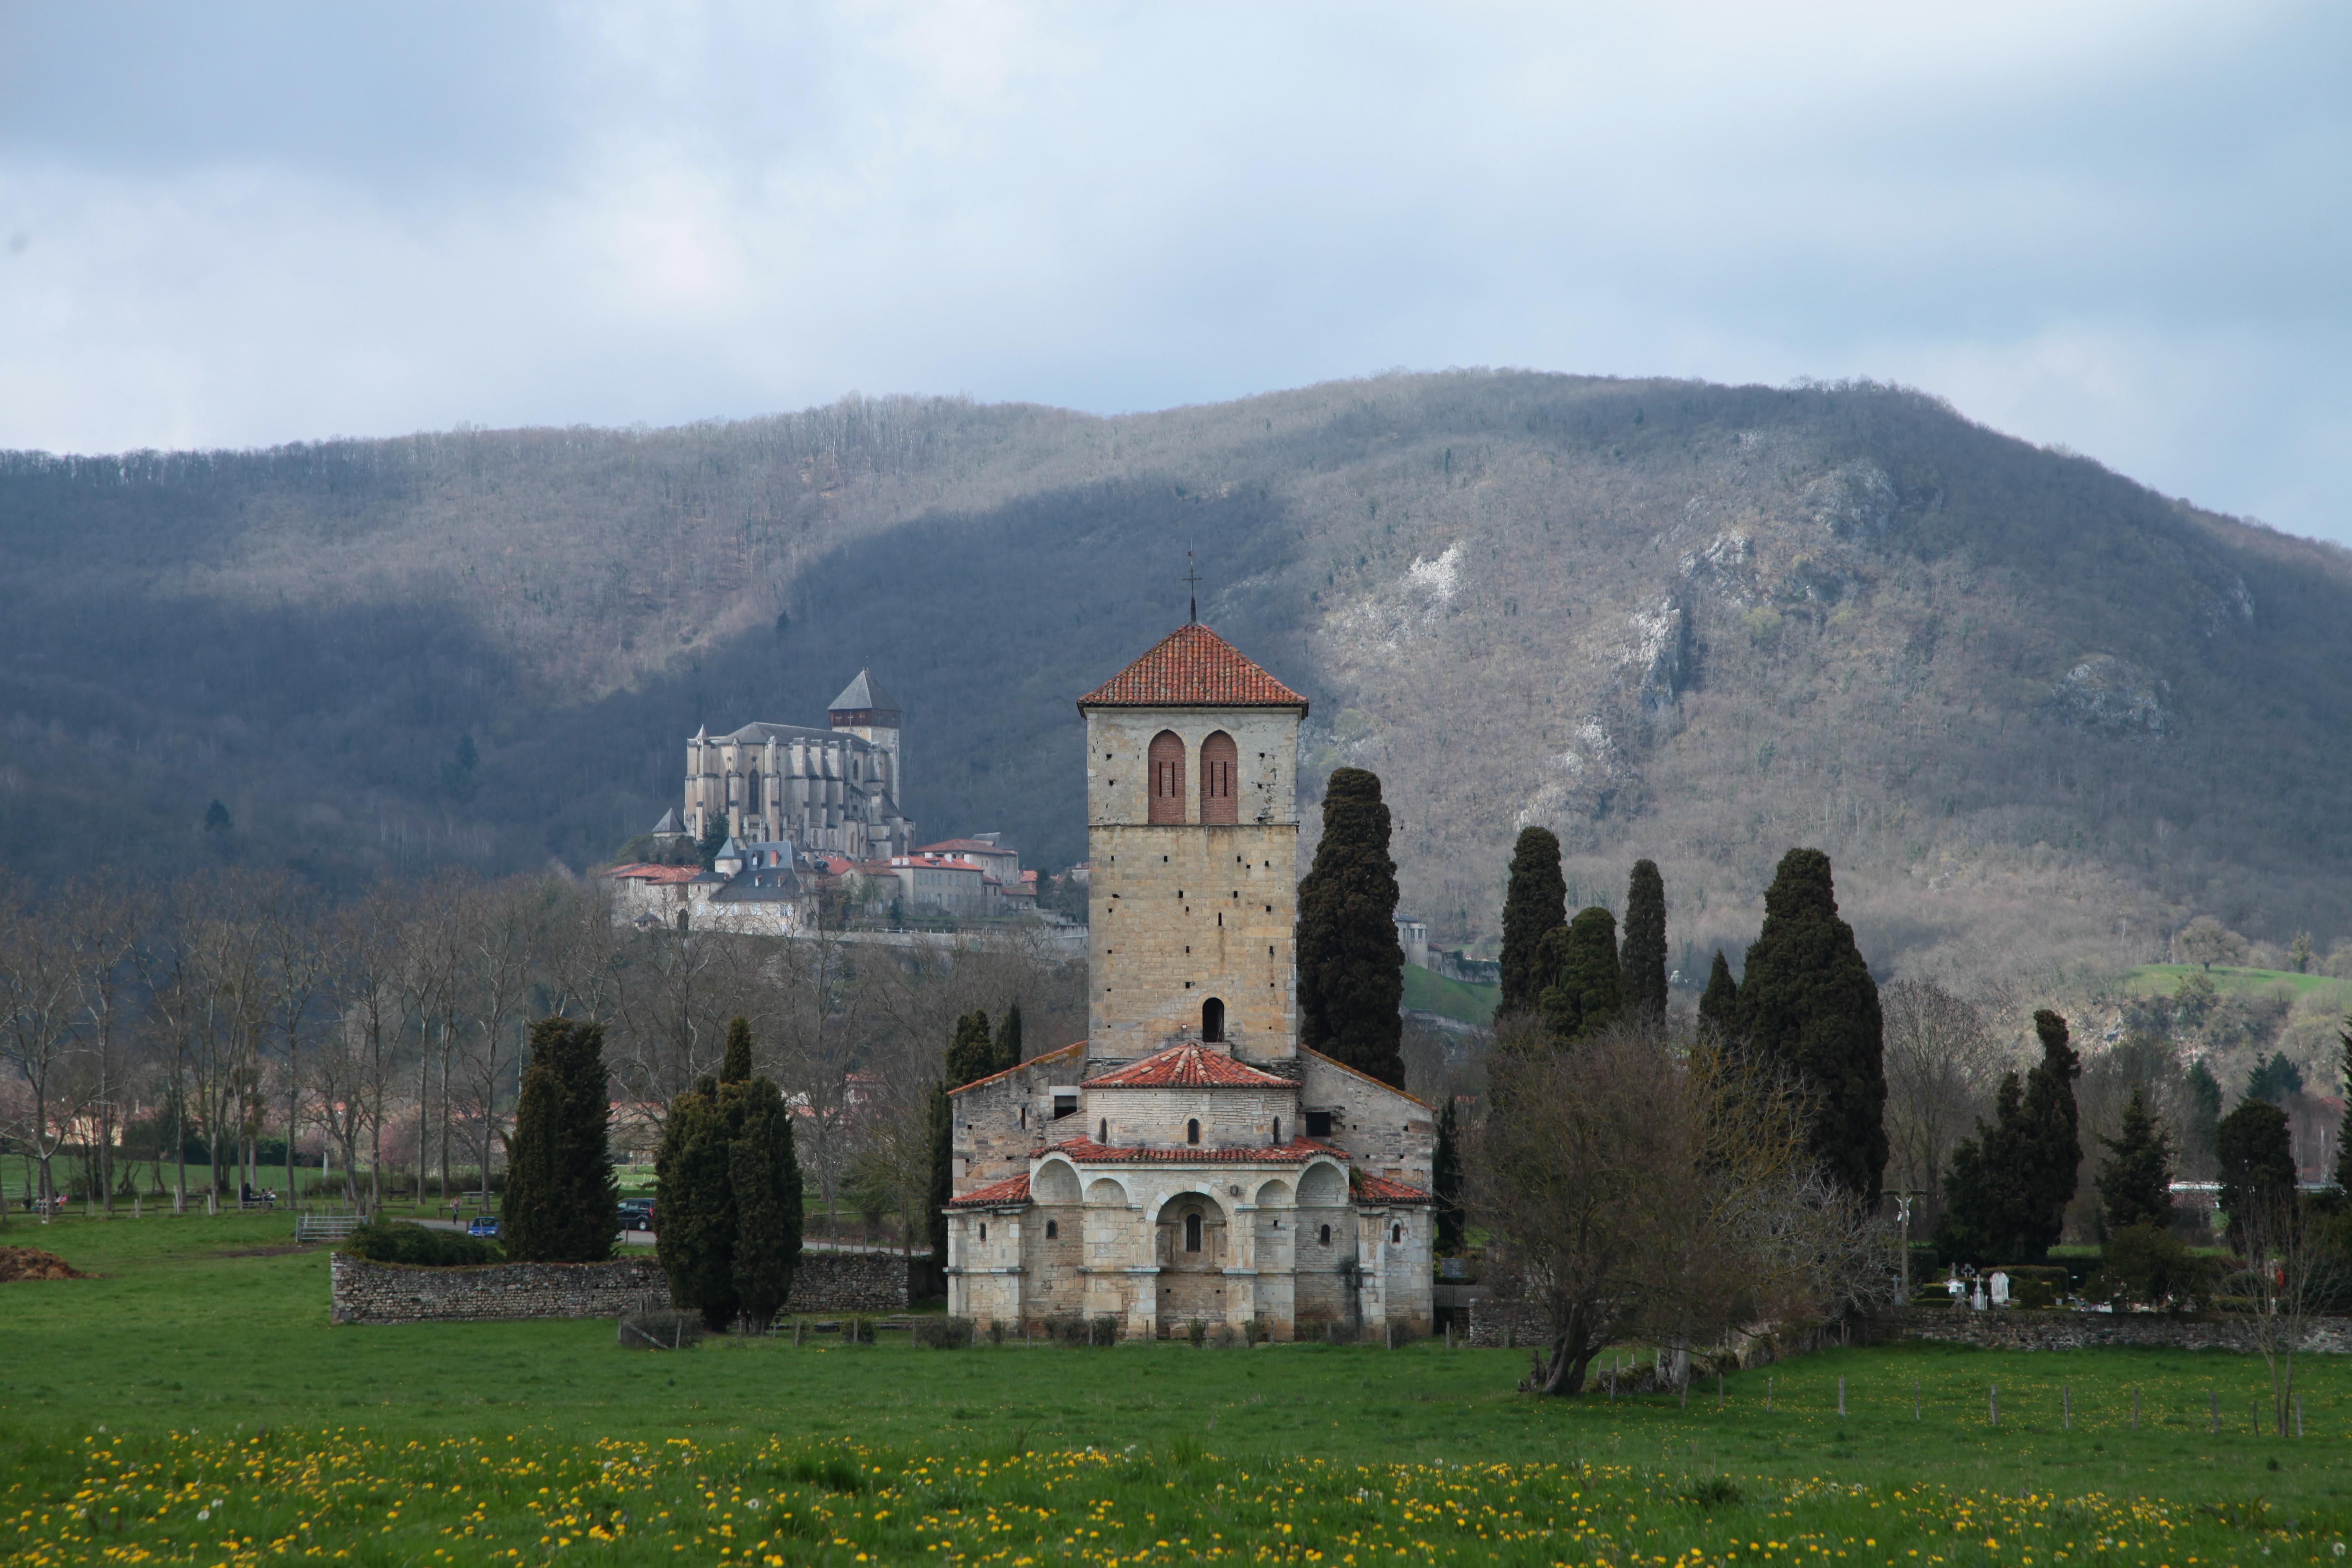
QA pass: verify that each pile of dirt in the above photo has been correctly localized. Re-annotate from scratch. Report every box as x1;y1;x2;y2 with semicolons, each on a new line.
0;1246;83;1281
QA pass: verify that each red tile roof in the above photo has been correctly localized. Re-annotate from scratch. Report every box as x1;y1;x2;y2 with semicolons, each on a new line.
947;1173;1032;1208
1354;1172;1436;1205
945;1040;1087;1098
1077;623;1308;711
604;863;699;885
1082;1042;1295;1090
1031;1136;1347;1165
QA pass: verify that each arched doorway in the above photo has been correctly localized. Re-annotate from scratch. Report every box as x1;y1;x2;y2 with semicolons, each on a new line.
1199;731;1238;824
1201;996;1225;1043
1148;731;1186;823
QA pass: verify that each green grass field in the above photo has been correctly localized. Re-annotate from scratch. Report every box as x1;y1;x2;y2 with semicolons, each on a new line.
10;1213;2352;1564
2115;964;2352;1004
1403;963;1501;1024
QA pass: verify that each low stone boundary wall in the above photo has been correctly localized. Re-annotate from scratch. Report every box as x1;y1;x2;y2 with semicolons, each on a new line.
332;1249;926;1325
1874;1306;2352;1354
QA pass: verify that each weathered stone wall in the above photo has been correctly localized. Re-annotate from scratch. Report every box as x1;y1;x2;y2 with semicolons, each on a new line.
331;1249;920;1325
950;1042;1086;1197
1877;1307;2352;1354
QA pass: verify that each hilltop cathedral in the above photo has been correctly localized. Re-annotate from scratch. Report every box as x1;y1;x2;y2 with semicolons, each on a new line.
942;624;1436;1339
676;670;917;860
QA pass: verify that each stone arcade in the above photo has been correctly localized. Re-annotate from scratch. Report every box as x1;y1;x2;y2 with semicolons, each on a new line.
942;624;1436;1339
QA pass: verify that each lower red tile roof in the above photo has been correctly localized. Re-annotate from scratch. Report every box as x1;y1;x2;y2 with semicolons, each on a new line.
1030;1136;1347;1165
947;1173;1032;1208
1354;1172;1437;1205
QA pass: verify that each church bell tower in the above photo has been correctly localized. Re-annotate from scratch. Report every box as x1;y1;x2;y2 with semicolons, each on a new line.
1077;624;1307;1063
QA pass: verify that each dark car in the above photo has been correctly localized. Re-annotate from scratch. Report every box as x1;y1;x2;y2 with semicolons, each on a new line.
618;1200;656;1232
466;1215;500;1238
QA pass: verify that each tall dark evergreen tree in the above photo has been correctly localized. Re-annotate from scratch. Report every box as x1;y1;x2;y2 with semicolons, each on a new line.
1432;1098;1465;1255
726;1073;805;1330
1497;826;1567;1019
2015;1009;2084;1255
2183;1060;2223;1173
1737;848;1888;1202
500;1017;619;1263
2246;1051;2304;1104
720;1015;753;1085
994;1004;1024;1073
2096;1086;2176;1233
2335;1016;2352;1192
1295;767;1406;1086
2215;1098;2295;1235
1932;1093;2016;1266
944;1011;997;1088
1697;951;1739;1036
655;1081;738;1327
1538;907;1622;1043
655;1025;807;1331
1618;859;1669;1019
924;1082;952;1263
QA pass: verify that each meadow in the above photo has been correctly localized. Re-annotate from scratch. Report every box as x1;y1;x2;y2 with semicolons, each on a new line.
9;1214;2352;1564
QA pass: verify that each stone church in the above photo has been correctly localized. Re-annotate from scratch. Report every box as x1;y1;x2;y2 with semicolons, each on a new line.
943;624;1436;1339
681;670;916;859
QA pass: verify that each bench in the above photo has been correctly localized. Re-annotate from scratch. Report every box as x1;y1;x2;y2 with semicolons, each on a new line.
296;1212;363;1243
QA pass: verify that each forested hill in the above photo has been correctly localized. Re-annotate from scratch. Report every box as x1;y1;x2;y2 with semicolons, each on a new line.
4;371;2349;983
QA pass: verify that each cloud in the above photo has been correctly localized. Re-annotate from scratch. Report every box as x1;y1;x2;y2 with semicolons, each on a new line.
0;0;2344;541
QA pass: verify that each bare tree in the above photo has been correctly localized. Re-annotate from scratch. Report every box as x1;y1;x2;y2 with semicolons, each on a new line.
0;873;89;1216
61;874;152;1213
1880;979;2005;1231
2228;1195;2341;1435
1468;1014;1891;1396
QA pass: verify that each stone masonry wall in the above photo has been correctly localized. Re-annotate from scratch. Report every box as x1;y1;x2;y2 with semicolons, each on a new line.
332;1249;920;1325
1876;1307;2352;1354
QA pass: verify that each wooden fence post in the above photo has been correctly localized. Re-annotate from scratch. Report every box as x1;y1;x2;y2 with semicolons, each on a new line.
2063;1385;2071;1430
1989;1385;1999;1427
1837;1377;1846;1418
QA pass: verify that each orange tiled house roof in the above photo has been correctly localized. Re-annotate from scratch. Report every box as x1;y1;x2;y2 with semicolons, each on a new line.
947;1173;1032;1208
1076;624;1307;710
1080;1042;1294;1090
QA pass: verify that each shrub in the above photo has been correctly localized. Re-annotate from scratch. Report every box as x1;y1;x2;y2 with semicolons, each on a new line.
915;1316;975;1349
840;1315;875;1345
1186;1318;1208;1346
2089;1225;2208;1306
340;1222;500;1267
1042;1313;1122;1346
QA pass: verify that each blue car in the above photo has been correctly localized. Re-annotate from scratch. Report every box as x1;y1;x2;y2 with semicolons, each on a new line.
466;1215;500;1238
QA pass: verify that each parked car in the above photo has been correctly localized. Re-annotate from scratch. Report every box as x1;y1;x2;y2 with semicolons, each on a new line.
618;1200;656;1232
466;1215;500;1238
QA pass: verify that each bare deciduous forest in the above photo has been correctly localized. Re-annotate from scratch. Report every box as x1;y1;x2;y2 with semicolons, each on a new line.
5;369;2351;995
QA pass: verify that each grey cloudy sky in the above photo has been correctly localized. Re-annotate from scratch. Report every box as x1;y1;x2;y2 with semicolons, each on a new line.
3;1;2346;542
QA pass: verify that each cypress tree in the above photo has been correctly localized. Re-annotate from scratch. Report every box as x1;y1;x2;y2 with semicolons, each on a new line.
720;1015;753;1085
2014;1010;2083;1258
925;1081;952;1263
2215;1099;2295;1235
1538;906;1622;1043
994;1004;1024;1073
1618;859;1669;1019
944;1011;997;1088
1497;827;1567;1018
1932;1098;2012;1266
2182;1060;2223;1173
655;1084;740;1328
2334;1016;2352;1192
726;1073;804;1330
1697;950;1739;1035
500;1017;619;1264
1736;848;1888;1202
1295;767;1406;1087
2096;1085;2176;1233
1432;1098;1465;1255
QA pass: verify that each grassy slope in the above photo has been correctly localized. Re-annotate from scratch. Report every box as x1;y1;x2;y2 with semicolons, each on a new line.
10;1216;2352;1563
1401;963;1500;1024
2118;964;2352;1003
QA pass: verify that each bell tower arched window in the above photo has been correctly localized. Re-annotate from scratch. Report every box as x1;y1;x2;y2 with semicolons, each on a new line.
1201;997;1225;1043
1199;731;1238;824
1148;731;1186;823
1184;1212;1203;1252
1186;1118;1201;1145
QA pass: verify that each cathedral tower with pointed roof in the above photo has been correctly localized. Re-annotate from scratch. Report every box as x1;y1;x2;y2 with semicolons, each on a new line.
1078;624;1309;1062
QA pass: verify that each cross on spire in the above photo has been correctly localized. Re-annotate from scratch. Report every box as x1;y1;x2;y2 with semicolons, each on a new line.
1182;545;1202;624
